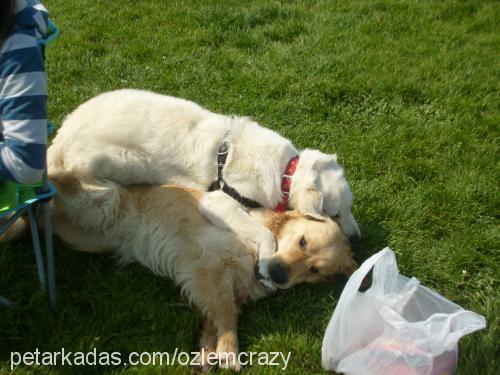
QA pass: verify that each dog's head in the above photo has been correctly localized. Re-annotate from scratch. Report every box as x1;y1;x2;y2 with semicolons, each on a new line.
289;149;361;243
265;211;357;289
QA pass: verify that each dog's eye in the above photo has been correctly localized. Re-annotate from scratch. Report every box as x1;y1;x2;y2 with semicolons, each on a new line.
299;236;307;249
309;265;319;274
330;214;340;220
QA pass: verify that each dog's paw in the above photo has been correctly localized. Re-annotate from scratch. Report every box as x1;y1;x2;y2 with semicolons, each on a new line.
255;259;276;292
257;258;271;279
218;352;241;372
259;277;276;292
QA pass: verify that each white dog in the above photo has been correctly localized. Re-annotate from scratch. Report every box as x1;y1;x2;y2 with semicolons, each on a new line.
48;89;361;287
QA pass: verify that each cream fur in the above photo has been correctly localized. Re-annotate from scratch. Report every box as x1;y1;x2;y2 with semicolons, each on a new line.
48;89;361;240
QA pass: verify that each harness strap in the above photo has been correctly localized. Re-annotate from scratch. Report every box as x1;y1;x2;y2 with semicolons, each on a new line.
208;135;262;209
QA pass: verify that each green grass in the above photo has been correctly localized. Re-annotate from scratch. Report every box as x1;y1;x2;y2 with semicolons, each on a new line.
1;0;498;373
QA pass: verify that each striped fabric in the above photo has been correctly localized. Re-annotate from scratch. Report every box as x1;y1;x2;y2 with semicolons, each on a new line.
0;0;49;183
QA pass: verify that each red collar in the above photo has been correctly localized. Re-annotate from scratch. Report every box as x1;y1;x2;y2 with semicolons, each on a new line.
275;156;299;212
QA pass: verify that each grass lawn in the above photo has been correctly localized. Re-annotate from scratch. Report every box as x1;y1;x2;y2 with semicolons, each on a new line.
0;0;498;373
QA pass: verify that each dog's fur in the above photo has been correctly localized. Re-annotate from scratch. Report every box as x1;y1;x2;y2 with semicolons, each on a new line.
16;172;354;371
47;89;361;254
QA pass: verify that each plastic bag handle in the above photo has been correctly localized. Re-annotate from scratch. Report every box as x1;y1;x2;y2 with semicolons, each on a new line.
337;247;394;303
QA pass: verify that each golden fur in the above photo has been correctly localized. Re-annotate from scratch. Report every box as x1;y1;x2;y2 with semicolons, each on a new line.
3;173;357;371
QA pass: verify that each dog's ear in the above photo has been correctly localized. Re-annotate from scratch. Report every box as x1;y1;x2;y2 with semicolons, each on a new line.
296;188;324;218
312;151;337;167
293;168;324;217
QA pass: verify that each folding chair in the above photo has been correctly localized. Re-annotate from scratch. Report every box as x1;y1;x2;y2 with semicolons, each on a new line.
0;20;60;307
0;169;57;307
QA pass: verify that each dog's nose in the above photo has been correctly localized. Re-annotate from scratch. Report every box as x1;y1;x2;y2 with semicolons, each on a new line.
349;234;361;244
269;262;288;285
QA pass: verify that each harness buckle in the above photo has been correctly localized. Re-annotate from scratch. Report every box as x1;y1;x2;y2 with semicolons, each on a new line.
218;141;229;155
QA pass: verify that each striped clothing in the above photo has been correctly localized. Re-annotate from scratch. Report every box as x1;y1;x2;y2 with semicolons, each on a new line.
0;0;50;183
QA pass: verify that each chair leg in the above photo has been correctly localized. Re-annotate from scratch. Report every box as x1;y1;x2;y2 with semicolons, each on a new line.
43;201;56;307
28;207;46;291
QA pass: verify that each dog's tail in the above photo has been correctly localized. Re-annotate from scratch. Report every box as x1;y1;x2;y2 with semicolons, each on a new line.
50;171;123;232
0;172;123;243
0;172;85;243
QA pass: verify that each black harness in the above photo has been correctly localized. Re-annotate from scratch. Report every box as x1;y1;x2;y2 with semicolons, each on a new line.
208;136;262;209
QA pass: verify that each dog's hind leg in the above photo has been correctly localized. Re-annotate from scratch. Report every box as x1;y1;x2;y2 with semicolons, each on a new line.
65;142;155;186
52;220;110;253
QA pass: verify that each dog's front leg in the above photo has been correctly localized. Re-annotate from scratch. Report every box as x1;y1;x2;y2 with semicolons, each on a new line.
199;191;276;290
193;318;217;373
192;268;241;371
213;309;240;372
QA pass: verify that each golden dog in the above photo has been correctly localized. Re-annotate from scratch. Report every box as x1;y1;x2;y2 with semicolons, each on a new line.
5;173;357;371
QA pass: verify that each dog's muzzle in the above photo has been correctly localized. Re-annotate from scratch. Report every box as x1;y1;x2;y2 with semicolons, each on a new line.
268;261;288;285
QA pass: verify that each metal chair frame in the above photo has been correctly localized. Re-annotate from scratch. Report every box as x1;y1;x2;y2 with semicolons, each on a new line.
0;167;57;307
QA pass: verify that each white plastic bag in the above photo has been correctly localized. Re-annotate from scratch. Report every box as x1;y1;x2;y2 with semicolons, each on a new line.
322;247;486;375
